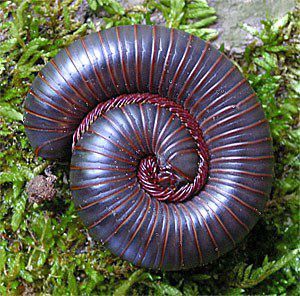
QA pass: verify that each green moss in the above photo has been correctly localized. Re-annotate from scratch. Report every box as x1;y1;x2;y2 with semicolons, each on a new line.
0;0;299;294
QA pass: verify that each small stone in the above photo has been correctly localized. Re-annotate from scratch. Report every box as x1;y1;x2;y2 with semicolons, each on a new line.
26;174;57;204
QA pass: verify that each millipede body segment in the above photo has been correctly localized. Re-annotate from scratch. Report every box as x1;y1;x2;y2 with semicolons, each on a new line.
24;25;274;271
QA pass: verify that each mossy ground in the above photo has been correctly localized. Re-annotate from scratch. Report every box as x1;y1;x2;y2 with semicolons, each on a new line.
0;1;299;295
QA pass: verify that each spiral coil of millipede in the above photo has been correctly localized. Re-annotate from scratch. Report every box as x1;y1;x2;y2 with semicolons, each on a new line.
24;25;274;271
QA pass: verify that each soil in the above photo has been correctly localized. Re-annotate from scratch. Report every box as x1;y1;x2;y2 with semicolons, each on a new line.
26;173;57;204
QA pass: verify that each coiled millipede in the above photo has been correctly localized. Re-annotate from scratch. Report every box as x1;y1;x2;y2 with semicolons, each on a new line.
24;25;274;271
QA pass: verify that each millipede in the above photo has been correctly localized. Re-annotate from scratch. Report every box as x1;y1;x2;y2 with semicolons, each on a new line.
24;25;274;271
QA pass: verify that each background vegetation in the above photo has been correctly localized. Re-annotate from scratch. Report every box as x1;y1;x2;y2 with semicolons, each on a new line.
0;0;299;295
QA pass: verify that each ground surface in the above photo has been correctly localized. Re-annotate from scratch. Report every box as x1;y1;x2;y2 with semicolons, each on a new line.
208;0;296;52
0;1;299;295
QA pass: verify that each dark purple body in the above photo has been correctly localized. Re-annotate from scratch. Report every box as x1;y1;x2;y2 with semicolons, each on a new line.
24;25;274;271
